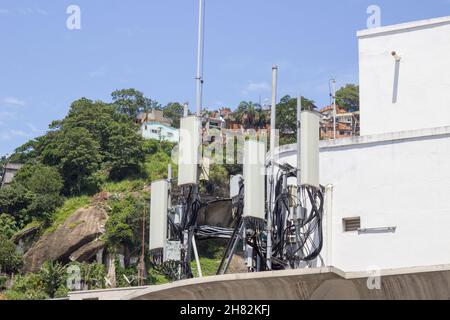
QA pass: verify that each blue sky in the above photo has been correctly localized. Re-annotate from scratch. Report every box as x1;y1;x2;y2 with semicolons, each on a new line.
1;0;449;156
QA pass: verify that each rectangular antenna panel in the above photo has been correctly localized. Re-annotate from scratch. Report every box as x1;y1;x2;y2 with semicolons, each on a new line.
149;180;169;251
178;116;201;186
300;111;320;188
243;140;266;220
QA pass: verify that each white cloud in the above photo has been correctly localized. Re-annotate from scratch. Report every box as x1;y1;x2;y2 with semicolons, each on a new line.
242;81;271;95
0;132;11;141
88;68;107;78
0;110;16;119
10;129;29;138
0;129;31;141
36;9;48;16
0;8;48;16
26;123;43;134
1;97;26;107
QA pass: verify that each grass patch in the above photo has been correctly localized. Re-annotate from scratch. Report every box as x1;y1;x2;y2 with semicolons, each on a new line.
190;239;227;277
102;179;145;193
191;257;221;278
44;196;91;234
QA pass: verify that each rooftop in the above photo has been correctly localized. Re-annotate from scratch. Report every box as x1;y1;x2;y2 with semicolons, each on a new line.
357;15;450;38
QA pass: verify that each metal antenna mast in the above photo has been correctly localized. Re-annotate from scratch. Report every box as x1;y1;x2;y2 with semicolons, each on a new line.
332;78;337;140
267;65;278;270
196;0;206;117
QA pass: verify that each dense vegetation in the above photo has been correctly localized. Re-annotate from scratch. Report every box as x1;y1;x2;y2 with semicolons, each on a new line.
0;85;358;300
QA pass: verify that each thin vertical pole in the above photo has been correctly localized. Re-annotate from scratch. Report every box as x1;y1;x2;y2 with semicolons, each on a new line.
297;95;302;211
183;102;189;117
267;65;278;270
332;79;337;140
139;204;146;286
196;0;205;117
191;235;203;277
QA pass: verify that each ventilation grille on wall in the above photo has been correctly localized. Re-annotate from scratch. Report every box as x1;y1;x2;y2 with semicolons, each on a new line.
343;217;361;232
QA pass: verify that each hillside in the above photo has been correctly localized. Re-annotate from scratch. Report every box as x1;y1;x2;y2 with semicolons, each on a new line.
0;89;235;300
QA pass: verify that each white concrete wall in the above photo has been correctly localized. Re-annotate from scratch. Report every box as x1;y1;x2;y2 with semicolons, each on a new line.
276;127;450;272
358;16;450;136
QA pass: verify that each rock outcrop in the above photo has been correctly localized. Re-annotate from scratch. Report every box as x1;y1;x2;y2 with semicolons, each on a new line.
23;206;108;273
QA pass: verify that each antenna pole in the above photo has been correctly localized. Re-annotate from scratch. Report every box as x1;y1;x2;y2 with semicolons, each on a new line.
196;0;205;117
297;93;302;191
332;79;337;140
139;203;146;286
267;65;278;270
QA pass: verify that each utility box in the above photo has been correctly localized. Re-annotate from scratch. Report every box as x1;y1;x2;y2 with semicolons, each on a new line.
164;241;182;262
301;111;320;189
243;140;266;220
149;180;169;251
178;116;201;186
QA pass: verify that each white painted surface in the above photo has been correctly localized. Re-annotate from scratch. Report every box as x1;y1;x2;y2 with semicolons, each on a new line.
300;111;320;188
358;16;450;136
178;116;201;186
276;127;450;272
149;180;169;251
141;122;179;143
243;140;266;221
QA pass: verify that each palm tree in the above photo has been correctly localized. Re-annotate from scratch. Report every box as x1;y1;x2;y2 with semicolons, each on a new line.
234;101;264;129
40;261;66;298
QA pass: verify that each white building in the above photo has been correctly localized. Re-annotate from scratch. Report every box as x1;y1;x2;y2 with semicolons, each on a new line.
276;16;450;272
140;122;179;143
358;16;450;136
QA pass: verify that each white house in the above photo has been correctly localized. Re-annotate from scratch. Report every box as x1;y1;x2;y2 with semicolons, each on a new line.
276;16;450;272
140;122;179;143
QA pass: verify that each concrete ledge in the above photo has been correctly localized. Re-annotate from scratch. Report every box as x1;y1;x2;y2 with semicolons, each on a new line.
273;125;450;158
357;15;450;38
68;263;450;300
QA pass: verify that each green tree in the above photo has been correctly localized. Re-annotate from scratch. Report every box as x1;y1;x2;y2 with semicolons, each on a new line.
14;164;63;195
276;95;316;145
4;273;49;300
0;165;64;227
112;88;159;119
201;164;229;198
0;214;18;239
336;84;360;112
50;98;146;184
52;128;102;195
0;235;23;274
163;102;184;128
39;261;67;299
106;122;145;180
105;195;144;250
0;185;32;225
234;101;268;129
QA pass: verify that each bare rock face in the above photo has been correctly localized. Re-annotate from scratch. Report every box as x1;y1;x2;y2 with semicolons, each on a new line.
23;206;108;273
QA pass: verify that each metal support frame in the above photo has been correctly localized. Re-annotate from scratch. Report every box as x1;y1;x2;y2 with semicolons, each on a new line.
218;220;245;275
192;235;203;277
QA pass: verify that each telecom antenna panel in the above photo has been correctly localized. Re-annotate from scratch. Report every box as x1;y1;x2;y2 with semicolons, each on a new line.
243;140;266;222
300;111;320;188
149;179;169;264
178;116;202;186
